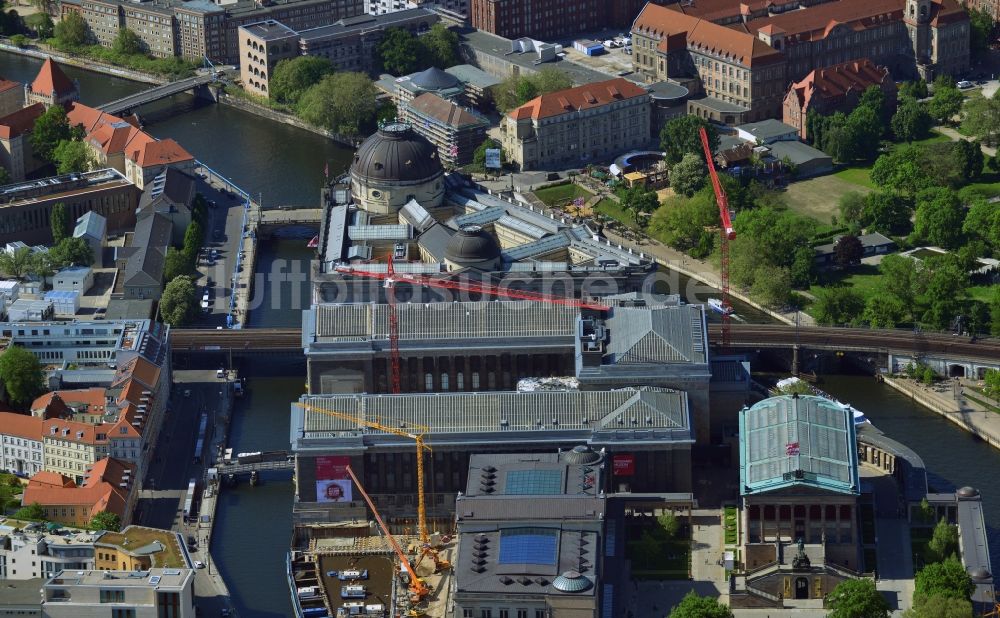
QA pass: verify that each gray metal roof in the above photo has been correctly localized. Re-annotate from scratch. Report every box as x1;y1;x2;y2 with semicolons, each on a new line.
465;451;604;498
445;64;502;89
766;140;831;166
296;387;690;442
740;395;860;496
604;305;707;365
400;198;434;232
123;212;170;288
347;224;411;241
415;224;454;262
73;211;106;240
313;300;578;342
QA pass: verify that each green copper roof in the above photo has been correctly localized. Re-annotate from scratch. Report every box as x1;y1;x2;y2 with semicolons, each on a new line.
739;395;859;496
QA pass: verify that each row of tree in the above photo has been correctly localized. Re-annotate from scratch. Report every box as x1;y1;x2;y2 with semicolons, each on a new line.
164;195;208;281
492;67;574;113
375;24;460;76
13;501;121;532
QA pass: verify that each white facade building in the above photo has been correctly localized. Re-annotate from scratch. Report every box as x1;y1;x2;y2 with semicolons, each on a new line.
52;266;94;294
41;569;195;618
0;412;43;477
0;528;101;580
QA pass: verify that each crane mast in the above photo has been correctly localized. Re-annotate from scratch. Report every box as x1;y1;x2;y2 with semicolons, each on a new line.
699;125;736;349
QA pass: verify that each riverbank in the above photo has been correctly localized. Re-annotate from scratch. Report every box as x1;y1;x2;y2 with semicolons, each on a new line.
218;93;363;149
882;375;1000;450
0;40;164;84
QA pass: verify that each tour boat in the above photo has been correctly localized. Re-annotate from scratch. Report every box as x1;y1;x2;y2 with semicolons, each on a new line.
708;298;734;315
774;377;871;427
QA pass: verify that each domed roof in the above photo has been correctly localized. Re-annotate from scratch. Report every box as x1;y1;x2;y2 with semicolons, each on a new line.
957;486;980;498
444;225;500;265
563;445;602;465
410;67;461;91
552;571;592;593
351;122;443;184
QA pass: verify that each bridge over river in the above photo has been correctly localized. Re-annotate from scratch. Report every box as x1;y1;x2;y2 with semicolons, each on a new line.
99;74;217;115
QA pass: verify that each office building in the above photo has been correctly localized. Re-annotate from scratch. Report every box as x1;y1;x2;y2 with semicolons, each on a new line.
470;0;645;41
115;211;171;301
501;77;651;171
631;0;968;122
137;168;197;245
41;568;195;618
0;526;103;580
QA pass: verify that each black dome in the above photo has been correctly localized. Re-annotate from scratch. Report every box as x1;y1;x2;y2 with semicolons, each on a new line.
410;67;461;91
351;122;443;184
563;445;602;464
445;225;500;265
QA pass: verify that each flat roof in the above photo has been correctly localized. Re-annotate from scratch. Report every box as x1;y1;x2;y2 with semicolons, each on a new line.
647;80;689;100
460;28;615;87
297;8;435;41
46;568;193;589
691;96;749;113
0;577;47;605
240;19;299;40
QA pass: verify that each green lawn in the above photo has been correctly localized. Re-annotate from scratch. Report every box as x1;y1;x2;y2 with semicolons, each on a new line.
594;197;638;228
968;285;996;302
808;265;884;302
833;166;874;188
909;129;951;146
531;182;594;207
723;506;738;545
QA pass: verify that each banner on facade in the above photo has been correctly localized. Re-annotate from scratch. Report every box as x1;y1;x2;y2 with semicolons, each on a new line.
315;455;352;502
484;148;502;169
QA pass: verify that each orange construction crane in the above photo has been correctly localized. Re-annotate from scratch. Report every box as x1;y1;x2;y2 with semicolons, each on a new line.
336;258;610;392
345;465;430;603
699;125;736;348
294;401;432;543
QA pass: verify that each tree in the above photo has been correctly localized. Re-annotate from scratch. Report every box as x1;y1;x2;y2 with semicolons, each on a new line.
163;248;191;282
858;85;886;118
620;185;658;226
899;80;929;100
914;187;964;249
870;145;938;195
963;200;1000;250
269;56;333;105
927;518;960;563
53;11;87;46
657;512;680;539
159;276;196;326
862;191;912;235
648;191;718;257
0;247;33;279
914;557;974;603
376;27;426;75
297;72;378;136
492;69;572;112
27;251;54;283
668;591;733;618
48;237;93;267
668;152;706;197
961;94;1000;145
834;234;864;267
838;192;866;227
13;502;45;521
790;246;815;288
750;264;792;308
0;346;44;407
421;24;459;68
112;27;143;56
53;139;93;175
661;115;718;165
9;34;27;47
969;7;993;58
50;202;69;244
30;104;72;163
928;85;964;124
181;219;203;263
983;368;1000;400
532;67;573;94
879;254;919;310
848;104;883;161
827;579;890;618
951;139;984;182
88;511;120;532
25;12;53;39
892;98;933;142
862;294;907;328
515;79;539;105
904;594;972;618
812;287;865;325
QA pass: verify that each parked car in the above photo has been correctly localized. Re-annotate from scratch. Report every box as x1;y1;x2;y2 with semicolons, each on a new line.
194;561;205;569
957;80;974;89
216;368;225;379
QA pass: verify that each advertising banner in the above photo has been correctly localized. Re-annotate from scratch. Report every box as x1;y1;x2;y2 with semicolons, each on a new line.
613;454;635;476
485;148;502;169
315;455;352;502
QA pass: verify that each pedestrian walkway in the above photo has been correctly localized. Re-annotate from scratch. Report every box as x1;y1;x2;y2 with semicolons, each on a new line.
882;375;1000;451
934;126;998;157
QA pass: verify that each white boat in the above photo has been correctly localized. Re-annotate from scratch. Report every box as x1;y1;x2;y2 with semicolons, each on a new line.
708;298;734;315
774;377;871;427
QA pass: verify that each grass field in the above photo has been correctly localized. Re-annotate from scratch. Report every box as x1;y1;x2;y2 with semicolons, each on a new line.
833;166;875;188
806;265;884;313
784;174;872;223
100;528;186;568
723;506;738;545
532;182;594;207
594;197;638;228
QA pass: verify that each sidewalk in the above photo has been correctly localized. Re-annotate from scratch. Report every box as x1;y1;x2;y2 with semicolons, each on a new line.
882;375;1000;450
934;126;998;157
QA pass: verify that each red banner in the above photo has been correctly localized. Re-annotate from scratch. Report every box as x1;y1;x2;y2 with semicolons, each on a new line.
315;456;352;503
613;454;635;476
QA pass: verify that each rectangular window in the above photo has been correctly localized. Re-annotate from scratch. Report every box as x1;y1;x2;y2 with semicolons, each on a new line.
100;589;126;603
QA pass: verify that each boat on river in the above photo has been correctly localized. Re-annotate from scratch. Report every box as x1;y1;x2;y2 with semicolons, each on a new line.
773;376;871;426
708;298;734;315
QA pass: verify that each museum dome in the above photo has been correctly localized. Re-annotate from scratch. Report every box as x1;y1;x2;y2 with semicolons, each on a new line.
552;571;593;593
563;445;603;465
444;225;501;266
410;67;461;91
350;122;443;184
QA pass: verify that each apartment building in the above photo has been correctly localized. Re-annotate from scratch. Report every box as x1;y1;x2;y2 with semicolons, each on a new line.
122;3;177;58
0;527;102;580
0;413;44;477
470;0;645;40
41;568;195;618
41;419;109;484
501;77;651;171
238;9;438;96
631;0;968;122
784;59;897;140
400;92;490;167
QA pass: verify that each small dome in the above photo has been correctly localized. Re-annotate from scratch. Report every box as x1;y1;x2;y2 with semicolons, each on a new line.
968;567;992;582
410;67;461;91
552;571;592;593
350;122;443;184
563;445;602;464
957;486;980;498
444;225;500;266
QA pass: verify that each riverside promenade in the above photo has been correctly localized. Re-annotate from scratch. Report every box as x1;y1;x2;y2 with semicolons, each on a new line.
883;375;1000;450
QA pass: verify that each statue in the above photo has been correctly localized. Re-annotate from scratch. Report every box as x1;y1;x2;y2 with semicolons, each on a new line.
792;537;811;570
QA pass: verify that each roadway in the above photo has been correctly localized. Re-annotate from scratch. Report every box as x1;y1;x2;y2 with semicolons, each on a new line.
169;324;1000;362
99;74;215;115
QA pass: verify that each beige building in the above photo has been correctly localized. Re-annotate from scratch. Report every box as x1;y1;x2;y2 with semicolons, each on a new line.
41;568;195;618
42;419;109;485
123;3;177;58
238;20;299;98
501;77;652;171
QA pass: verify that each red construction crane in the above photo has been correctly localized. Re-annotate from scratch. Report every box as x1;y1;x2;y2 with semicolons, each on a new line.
336;258;609;392
699;125;736;349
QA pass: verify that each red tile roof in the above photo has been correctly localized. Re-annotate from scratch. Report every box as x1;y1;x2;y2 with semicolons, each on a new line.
32;388;108;418
633;2;784;66
408;92;489;129
0;78;21;94
113;356;161;390
30;58;75;98
788;58;892;110
42;417;106;444
0;411;44;441
508;78;649;121
23;457;133;518
130;138;194;168
66;102;124;134
745;0;966;40
30;471;76;488
0;103;45;140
